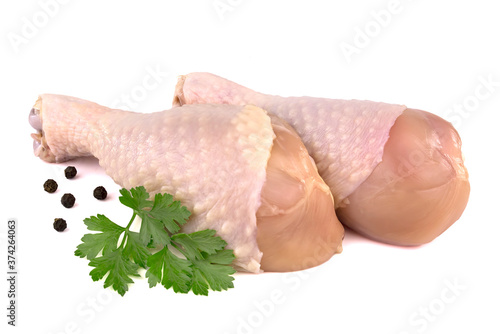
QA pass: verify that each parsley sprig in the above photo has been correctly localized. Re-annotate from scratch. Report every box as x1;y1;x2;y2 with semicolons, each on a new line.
75;186;236;296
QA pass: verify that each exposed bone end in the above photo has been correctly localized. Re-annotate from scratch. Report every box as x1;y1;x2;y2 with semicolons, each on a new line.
29;107;42;131
29;94;109;163
172;75;187;106
337;109;470;246
29;96;59;163
257;116;344;272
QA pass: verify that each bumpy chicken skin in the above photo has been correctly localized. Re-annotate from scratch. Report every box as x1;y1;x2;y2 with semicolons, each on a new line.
29;94;344;272
173;72;470;246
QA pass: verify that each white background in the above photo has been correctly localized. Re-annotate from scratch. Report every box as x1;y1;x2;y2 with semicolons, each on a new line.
1;1;499;333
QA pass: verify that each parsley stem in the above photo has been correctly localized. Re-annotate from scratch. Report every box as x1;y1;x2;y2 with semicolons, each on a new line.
171;242;190;260
125;212;137;230
119;212;137;249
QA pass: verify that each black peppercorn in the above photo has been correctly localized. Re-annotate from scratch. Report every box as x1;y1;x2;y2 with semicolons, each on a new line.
93;186;107;200
64;166;77;179
53;218;67;232
61;193;76;208
43;179;58;193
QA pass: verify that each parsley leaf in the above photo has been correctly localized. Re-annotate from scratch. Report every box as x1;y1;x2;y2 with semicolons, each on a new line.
172;230;236;296
122;231;151;269
149;193;191;233
75;215;124;260
145;246;192;293
172;230;228;259
191;258;236;295
138;193;191;246
75;186;236;296
89;248;140;297
138;212;171;248
118;186;151;211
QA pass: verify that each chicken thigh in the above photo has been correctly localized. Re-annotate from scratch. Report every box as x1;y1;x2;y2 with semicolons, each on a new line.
173;72;470;246
29;94;344;272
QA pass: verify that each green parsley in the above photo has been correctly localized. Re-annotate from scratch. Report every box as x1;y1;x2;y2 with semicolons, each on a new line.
75;186;236;296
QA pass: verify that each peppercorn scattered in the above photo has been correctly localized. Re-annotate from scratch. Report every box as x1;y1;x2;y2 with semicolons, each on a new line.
53;218;67;232
43;179;58;193
64;166;78;179
61;193;76;208
93;186;108;200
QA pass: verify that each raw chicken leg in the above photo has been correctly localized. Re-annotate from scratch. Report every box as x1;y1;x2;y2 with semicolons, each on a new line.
173;73;470;246
336;109;469;245
29;94;344;272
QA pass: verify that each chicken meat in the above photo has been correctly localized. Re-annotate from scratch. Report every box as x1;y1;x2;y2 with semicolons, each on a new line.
29;94;344;272
173;72;470;246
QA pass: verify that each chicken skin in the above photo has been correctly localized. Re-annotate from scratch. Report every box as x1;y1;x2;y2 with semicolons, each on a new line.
173;72;470;246
30;94;344;272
